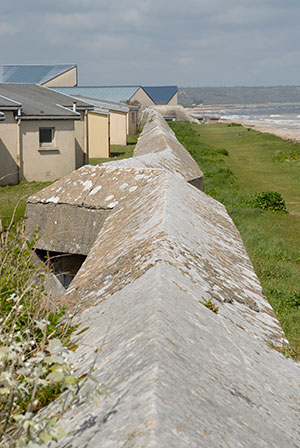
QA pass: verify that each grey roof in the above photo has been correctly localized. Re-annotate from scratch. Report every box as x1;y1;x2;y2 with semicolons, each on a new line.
92;107;110;115
143;85;178;104
0;64;76;85
0;84;93;118
52;86;141;103
74;95;130;113
0;94;22;109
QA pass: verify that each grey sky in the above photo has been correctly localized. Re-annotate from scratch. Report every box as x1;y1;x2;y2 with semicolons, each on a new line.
1;0;300;86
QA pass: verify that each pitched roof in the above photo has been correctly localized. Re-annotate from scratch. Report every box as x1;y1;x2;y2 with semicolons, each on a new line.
0;94;22;109
74;95;130;113
52;85;178;104
142;86;178;104
0;64;76;85
52;86;141;103
0;83;92;118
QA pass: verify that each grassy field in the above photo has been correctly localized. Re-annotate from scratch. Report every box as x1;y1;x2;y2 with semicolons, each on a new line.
90;134;138;166
169;121;300;358
0;181;51;228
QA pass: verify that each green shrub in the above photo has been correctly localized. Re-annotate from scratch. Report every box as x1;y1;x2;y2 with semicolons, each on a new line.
275;150;300;162
286;292;300;308
254;191;287;213
216;148;229;156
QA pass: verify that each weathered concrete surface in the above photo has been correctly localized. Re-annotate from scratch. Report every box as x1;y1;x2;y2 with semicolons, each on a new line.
25;165;160;255
105;108;204;190
49;170;300;447
25;109;300;446
25;107;203;255
151;104;201;123
136;109;203;189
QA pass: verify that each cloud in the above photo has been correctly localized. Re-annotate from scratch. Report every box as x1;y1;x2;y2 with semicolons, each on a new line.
0;22;18;36
1;0;300;86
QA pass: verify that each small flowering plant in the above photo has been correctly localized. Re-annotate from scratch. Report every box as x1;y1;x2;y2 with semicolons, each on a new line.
0;223;77;447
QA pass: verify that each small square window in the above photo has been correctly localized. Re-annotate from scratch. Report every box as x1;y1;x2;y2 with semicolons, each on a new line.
39;128;54;146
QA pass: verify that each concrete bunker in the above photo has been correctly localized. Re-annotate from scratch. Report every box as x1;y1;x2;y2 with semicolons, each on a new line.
25;165;166;292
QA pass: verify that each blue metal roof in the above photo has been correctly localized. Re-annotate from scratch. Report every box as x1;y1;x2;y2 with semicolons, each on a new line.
0;64;76;85
52;86;141;103
142;86;178;105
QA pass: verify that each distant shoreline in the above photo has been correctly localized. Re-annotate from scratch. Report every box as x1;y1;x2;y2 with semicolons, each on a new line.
220;119;300;143
188;105;300;143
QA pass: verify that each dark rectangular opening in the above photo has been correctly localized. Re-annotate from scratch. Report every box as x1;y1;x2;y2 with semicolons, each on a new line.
39;127;54;146
36;249;86;289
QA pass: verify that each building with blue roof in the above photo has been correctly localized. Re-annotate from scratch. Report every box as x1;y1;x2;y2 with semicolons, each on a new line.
52;85;178;106
142;86;178;105
0;64;77;87
52;86;154;106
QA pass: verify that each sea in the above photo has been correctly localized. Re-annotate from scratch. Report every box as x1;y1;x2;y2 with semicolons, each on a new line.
192;103;300;134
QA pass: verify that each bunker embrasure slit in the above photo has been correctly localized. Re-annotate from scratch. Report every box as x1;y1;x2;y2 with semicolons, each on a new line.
35;249;86;289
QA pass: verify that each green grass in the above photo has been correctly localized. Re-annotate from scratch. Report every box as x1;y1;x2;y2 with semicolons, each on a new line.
169;121;300;359
0;181;51;227
90;133;138;166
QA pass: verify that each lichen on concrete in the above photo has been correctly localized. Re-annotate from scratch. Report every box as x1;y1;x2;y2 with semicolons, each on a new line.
25;166;161;255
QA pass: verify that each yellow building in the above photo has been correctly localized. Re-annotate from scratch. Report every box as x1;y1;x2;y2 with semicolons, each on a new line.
68;95;134;146
53;87;140;141
88;108;110;158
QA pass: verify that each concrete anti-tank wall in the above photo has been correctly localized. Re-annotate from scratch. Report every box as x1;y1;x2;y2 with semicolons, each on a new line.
25;109;300;447
104;108;204;190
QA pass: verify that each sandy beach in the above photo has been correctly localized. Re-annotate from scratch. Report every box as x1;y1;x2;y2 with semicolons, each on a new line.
218;119;300;143
189;105;300;143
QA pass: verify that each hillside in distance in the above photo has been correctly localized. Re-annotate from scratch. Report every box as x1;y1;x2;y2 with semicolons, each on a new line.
178;86;300;106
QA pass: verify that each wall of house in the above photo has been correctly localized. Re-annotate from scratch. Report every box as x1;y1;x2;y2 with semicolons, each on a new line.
20;119;76;182
110;110;127;145
0;111;19;186
131;88;155;107
43;67;77;87
168;92;178;106
74;111;88;168
88;112;110;158
127;110;138;135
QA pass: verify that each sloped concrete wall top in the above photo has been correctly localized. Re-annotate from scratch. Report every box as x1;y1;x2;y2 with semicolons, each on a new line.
50;169;300;447
25;165;162;255
105;108;204;190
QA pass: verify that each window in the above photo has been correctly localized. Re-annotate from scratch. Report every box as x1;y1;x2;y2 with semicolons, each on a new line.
131;112;135;123
39;127;54;146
